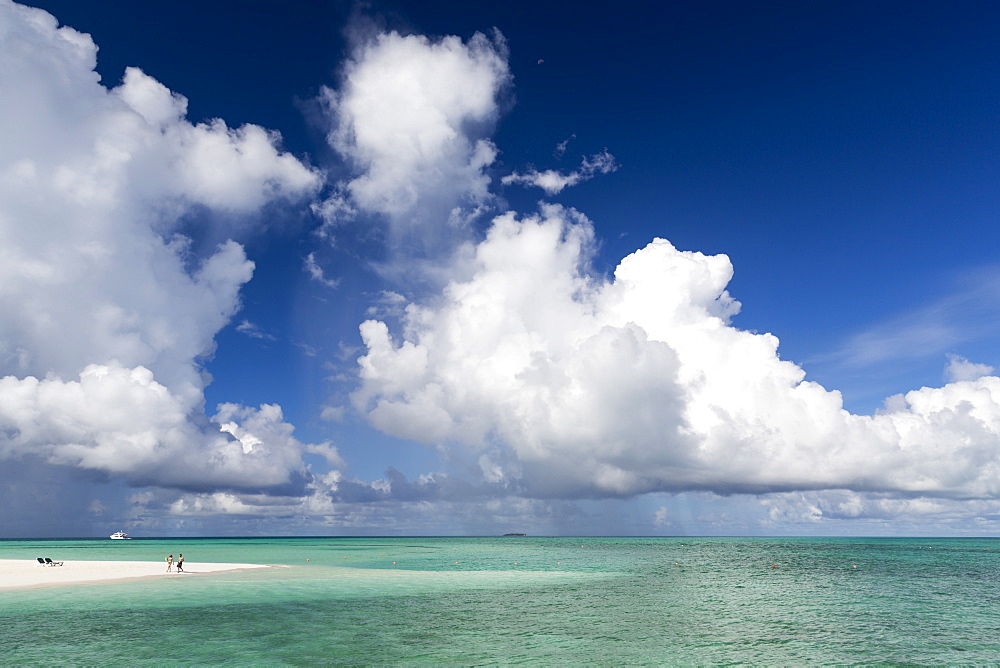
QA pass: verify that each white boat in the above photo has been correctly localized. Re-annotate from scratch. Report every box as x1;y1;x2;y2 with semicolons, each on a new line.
110;531;130;540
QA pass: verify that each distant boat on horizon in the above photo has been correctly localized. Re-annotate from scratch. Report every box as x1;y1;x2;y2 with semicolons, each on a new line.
109;531;130;540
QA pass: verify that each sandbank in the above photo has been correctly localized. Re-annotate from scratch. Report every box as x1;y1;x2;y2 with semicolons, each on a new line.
0;559;274;591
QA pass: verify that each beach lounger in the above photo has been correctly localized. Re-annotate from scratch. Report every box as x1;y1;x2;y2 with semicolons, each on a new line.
43;557;63;566
36;557;46;566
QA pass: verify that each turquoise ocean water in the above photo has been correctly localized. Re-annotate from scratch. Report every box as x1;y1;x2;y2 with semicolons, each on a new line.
2;536;999;665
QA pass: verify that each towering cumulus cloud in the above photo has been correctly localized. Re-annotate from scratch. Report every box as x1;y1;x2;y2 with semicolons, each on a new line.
318;29;510;273
0;1;323;491
308;23;1000;524
355;205;1000;502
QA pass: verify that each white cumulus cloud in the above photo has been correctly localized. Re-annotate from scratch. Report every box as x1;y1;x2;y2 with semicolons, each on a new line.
0;0;324;492
353;204;1000;503
759;489;1000;534
0;363;307;490
318;29;511;270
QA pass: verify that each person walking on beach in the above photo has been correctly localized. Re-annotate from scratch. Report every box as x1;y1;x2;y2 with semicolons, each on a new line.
177;554;184;573
166;554;173;572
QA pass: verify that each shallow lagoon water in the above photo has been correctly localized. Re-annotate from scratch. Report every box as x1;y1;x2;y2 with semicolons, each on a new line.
3;536;999;665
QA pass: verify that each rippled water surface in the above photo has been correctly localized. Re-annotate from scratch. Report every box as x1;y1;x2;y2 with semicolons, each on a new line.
3;536;999;665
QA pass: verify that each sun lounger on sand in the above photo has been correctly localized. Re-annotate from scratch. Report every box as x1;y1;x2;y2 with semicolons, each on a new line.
35;557;63;567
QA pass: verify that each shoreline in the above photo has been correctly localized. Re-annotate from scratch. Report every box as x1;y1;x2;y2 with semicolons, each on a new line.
0;559;276;591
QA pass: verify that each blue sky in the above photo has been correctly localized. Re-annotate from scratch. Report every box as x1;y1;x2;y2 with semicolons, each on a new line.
2;0;1000;537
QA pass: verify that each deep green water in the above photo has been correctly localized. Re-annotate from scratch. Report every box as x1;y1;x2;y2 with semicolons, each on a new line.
2;536;999;665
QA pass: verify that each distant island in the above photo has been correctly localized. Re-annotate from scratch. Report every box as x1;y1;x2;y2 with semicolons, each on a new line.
502;533;527;536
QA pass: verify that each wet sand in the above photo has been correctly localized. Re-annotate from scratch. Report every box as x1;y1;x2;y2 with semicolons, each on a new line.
0;559;274;590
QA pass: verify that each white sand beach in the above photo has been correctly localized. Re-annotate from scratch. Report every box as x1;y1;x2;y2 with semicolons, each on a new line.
0;559;273;591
